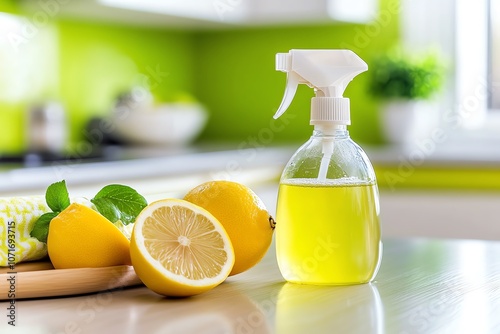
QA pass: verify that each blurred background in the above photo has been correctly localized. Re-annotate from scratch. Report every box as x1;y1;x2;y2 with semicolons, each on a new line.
1;0;499;240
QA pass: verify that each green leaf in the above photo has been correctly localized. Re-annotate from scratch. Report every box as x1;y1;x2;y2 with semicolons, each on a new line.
92;198;121;223
30;212;58;243
30;180;70;243
46;180;70;212
91;184;147;225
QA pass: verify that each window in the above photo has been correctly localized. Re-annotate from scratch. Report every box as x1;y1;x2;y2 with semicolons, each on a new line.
399;0;500;156
489;0;500;110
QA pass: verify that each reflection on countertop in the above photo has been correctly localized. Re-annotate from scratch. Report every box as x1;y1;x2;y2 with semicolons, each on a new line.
7;238;500;333
276;283;383;333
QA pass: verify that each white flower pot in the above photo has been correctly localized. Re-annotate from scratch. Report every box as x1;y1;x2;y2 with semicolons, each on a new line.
381;100;436;146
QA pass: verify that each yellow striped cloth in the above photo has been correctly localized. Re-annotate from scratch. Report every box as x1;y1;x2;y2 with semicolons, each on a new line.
0;196;49;266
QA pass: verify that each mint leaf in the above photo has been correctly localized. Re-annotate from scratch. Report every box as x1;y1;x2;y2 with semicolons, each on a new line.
46;180;70;212
31;180;70;243
92;199;121;223
91;184;147;225
30;212;58;243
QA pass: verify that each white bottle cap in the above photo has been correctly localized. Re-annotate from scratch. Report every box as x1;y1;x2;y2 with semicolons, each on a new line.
310;97;350;126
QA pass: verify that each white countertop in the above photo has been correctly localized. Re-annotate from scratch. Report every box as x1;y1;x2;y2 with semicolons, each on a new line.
4;237;500;333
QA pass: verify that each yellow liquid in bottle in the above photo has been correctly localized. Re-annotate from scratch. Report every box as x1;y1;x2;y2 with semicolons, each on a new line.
276;179;381;285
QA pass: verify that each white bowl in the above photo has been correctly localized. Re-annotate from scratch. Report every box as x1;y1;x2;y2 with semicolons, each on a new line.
111;103;208;146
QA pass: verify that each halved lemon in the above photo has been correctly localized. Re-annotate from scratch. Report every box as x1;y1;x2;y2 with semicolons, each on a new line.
130;199;235;297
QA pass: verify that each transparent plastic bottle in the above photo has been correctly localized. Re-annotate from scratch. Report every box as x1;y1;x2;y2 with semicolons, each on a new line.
275;126;382;285
272;49;382;285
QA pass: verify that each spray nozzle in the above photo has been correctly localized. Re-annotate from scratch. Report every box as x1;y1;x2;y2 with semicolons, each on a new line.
273;49;368;127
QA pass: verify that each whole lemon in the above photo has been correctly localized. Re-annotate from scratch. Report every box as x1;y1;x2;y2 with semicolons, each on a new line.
184;181;275;276
47;203;131;269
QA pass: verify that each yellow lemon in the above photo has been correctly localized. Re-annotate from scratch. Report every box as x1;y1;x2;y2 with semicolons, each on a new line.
130;199;235;297
47;203;131;269
184;181;275;276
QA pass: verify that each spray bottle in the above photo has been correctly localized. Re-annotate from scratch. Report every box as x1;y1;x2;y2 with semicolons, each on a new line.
274;49;382;285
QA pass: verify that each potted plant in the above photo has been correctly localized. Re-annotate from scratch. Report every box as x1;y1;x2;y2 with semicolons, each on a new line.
369;49;445;145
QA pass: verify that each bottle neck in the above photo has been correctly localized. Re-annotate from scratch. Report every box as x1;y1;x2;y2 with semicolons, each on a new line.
313;124;349;138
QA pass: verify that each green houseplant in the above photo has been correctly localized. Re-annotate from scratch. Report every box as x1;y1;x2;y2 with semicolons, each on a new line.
369;49;445;145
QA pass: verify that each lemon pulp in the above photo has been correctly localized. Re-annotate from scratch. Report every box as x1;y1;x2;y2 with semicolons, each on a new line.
142;204;229;280
276;180;381;285
131;199;234;297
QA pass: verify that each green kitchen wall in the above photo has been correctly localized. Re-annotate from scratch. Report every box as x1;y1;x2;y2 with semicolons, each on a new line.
0;0;399;154
57;20;196;148
0;1;58;153
193;3;399;145
0;0;195;154
0;1;23;154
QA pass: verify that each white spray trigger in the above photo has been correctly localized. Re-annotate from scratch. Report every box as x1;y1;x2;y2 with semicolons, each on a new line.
273;49;367;127
273;72;301;119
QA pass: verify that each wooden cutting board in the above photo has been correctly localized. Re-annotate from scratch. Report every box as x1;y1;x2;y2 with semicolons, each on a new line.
0;261;142;300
